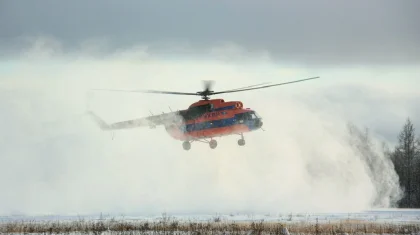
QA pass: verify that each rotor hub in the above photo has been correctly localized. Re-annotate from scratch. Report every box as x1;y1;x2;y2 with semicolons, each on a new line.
197;90;214;100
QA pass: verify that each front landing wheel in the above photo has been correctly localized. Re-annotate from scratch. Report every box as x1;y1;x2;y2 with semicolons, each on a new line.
238;139;245;146
209;139;217;149
182;141;191;150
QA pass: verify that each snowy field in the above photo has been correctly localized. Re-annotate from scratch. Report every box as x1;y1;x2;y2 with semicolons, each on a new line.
1;209;420;224
1;209;420;234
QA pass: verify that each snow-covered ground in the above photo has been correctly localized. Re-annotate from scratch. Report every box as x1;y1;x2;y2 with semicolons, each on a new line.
1;209;420;224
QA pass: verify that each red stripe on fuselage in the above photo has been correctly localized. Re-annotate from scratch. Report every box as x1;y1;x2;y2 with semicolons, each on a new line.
186;124;250;139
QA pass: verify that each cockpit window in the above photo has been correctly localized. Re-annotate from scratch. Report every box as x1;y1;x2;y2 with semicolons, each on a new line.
235;111;260;121
246;111;260;119
253;111;261;118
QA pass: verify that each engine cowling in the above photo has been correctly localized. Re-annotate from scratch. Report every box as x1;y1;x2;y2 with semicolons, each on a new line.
235;101;243;109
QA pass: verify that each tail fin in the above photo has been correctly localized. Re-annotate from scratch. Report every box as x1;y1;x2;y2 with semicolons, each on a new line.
86;111;110;130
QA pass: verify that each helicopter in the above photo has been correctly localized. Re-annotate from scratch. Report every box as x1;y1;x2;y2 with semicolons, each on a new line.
88;76;319;150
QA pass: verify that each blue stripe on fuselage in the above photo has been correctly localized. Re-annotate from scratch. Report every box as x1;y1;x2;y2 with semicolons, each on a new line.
185;117;237;132
184;116;257;133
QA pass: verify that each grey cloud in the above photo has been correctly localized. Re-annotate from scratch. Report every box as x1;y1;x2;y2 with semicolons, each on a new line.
1;0;420;65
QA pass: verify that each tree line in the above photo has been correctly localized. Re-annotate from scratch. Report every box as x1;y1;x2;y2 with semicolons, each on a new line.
386;118;420;208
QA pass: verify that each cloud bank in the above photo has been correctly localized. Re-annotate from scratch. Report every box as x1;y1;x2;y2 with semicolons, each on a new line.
0;37;418;216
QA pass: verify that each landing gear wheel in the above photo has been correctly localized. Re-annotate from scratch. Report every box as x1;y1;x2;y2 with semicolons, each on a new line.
182;141;191;150
209;139;217;149
238;139;245;146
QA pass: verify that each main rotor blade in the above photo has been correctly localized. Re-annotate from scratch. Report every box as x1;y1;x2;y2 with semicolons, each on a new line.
229;82;272;91
212;76;320;95
91;88;199;96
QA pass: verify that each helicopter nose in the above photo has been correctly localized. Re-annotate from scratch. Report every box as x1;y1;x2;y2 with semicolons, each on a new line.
255;119;263;128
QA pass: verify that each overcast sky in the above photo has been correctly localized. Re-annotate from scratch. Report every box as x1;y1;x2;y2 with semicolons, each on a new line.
1;0;420;65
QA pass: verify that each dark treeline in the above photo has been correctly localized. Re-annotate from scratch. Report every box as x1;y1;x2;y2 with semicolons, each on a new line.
386;118;420;208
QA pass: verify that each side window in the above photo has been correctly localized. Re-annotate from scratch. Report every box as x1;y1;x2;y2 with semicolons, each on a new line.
236;113;245;123
242;113;250;120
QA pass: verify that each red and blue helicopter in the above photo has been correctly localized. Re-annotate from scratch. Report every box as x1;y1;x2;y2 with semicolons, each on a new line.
88;76;319;150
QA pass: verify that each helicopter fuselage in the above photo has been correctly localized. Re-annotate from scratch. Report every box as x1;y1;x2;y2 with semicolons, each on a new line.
162;99;263;141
